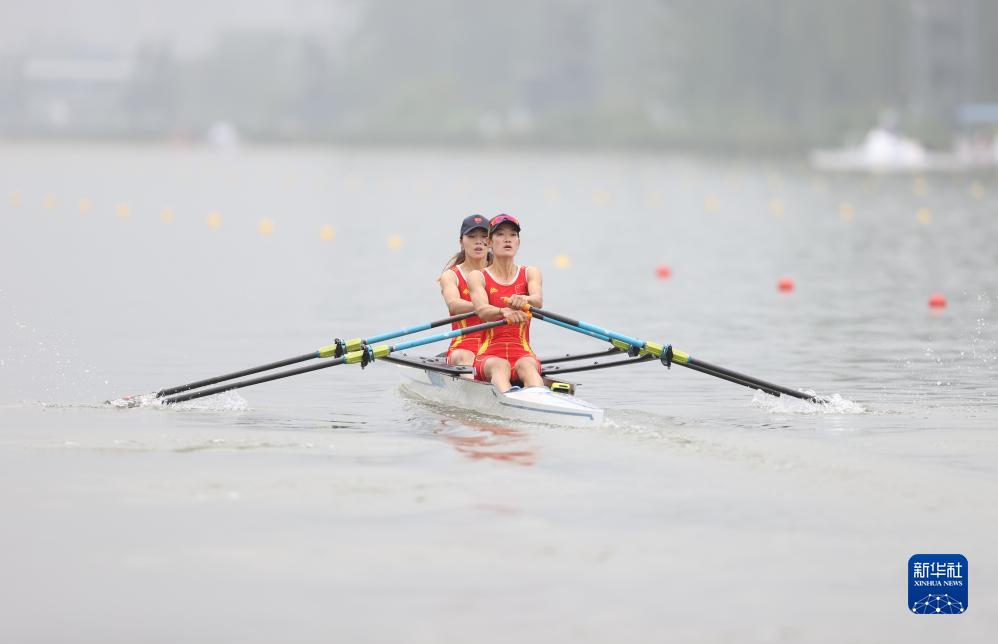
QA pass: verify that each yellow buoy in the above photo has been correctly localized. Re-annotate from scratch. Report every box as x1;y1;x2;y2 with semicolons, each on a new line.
916;207;932;225
769;198;785;217
387;234;403;250
969;182;985;200
207;212;222;229
9;192;21;208
42;195;56;209
320;225;336;241
115;203;131;219
592;190;610;207
258;218;275;236
553;254;572;269
79;198;92;214
704;195;720;212
839;202;855;221
160;208;175;223
645;191;662;208
544;186;561;203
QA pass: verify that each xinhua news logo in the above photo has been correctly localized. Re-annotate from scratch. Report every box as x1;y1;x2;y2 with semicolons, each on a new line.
908;554;968;614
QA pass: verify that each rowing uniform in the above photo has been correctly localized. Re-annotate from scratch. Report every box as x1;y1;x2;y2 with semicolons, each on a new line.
473;265;541;381
446;265;485;359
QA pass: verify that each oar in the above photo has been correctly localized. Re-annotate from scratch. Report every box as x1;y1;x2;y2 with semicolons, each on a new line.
152;312;477;399
518;304;826;403
161;318;510;405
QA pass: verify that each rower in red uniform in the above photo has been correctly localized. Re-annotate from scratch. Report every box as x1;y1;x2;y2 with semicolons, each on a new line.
468;213;544;393
439;214;492;374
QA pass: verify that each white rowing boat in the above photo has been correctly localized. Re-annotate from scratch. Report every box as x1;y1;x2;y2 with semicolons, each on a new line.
394;354;604;427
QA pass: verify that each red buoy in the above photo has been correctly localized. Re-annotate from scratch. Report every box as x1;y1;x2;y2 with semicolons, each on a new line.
655;264;672;279
777;277;795;292
928;293;947;309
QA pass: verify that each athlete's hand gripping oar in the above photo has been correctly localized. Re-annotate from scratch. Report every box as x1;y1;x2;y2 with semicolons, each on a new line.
513;303;827;403
108;312;478;405
160;318;511;405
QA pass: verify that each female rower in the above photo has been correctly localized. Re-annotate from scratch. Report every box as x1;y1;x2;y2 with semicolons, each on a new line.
468;213;544;393
439;214;491;372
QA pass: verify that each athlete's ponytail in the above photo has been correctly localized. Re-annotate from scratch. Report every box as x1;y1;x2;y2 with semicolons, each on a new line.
443;249;467;271
440;247;493;276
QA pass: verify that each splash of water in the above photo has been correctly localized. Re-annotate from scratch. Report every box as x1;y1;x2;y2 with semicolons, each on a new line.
105;390;248;411
750;390;866;414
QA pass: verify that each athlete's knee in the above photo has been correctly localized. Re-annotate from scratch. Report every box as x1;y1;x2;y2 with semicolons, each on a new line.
485;358;510;377
514;357;540;375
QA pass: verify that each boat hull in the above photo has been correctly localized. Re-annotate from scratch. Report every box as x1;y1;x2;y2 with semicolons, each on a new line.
399;367;604;427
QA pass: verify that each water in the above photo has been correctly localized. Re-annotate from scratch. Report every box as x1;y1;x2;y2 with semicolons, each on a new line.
1;143;996;642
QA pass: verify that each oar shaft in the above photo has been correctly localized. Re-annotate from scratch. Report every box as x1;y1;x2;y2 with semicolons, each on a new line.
156;352;318;398
530;307;648;350
364;312;476;345
162;356;348;404
155;312;477;399
686;357;817;402
389;319;508;352
529;306;822;402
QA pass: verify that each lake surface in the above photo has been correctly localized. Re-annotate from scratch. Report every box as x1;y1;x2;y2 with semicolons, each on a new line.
1;143;996;642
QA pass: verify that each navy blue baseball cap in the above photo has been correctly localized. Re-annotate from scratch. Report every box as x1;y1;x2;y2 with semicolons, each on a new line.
460;214;489;236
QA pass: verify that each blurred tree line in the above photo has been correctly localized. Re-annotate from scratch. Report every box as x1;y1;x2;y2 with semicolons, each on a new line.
2;0;995;150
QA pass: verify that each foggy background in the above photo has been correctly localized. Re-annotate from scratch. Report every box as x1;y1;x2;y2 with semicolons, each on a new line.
2;0;995;150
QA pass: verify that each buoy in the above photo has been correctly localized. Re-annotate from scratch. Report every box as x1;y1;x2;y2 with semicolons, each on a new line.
778;277;795;292
769;198;785;217
928;293;947;309
258;218;274;236
206;212;222;229
553;254;572;269
320;225;335;241
387;234;403;250
655;264;672;279
160;208;175;223
592;190;610;207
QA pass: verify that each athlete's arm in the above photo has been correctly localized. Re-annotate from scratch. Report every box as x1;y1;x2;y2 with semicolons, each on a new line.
439;270;474;315
470;270;527;324
507;266;543;311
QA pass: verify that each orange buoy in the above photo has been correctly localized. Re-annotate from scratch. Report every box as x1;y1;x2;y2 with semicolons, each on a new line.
777;277;795;292
655;264;672;279
928;293;947;309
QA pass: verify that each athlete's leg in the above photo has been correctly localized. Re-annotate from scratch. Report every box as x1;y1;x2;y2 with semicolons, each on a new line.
513;356;544;388
483;357;513;393
447;348;476;379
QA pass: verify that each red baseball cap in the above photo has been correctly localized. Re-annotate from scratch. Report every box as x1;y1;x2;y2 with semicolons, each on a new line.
489;213;521;235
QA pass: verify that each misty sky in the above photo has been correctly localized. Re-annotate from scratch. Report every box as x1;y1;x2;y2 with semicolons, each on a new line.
0;0;346;57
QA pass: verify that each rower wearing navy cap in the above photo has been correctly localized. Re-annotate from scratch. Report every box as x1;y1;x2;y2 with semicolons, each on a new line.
438;214;492;374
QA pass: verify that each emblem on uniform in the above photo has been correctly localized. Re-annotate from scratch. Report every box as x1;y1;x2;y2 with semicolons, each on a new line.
462;288;469;295
489;287;498;295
